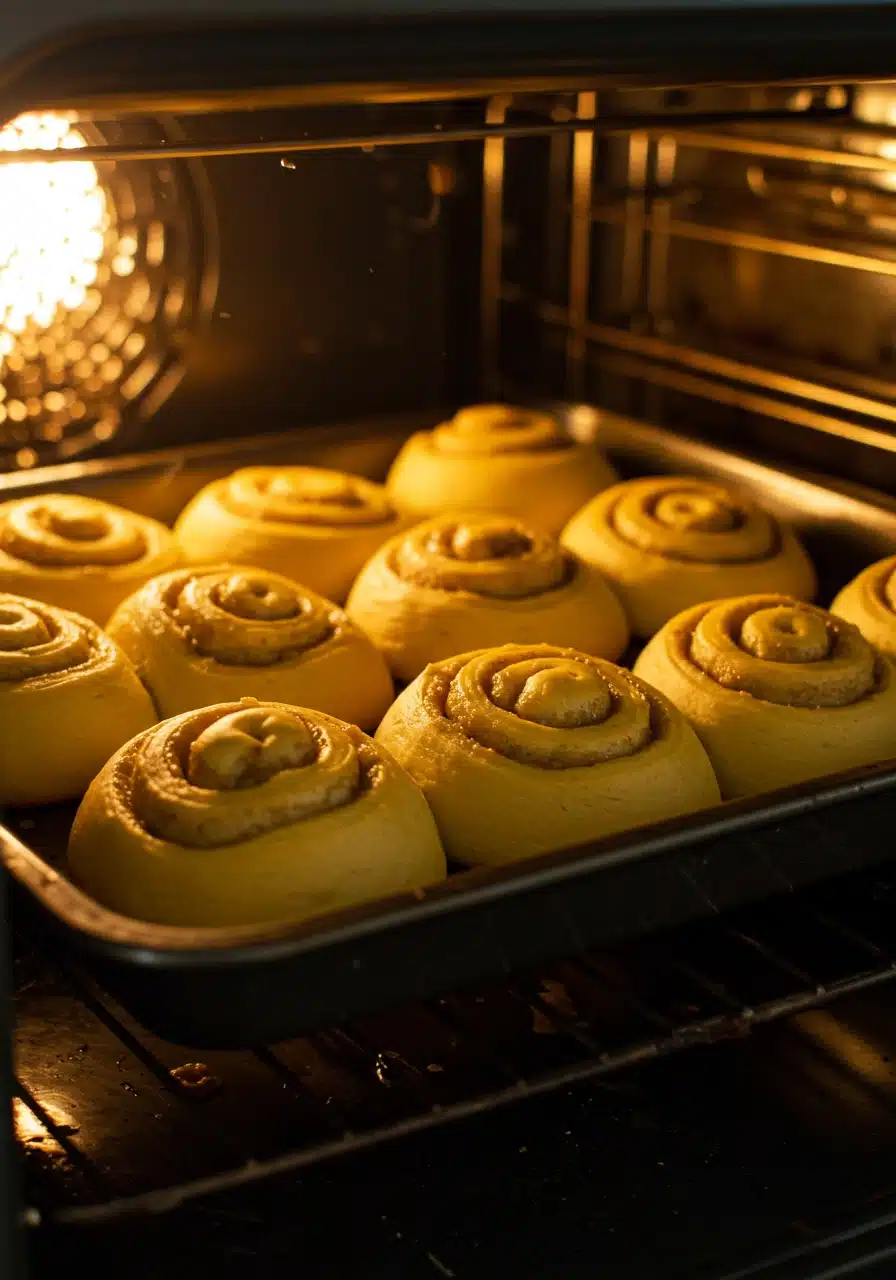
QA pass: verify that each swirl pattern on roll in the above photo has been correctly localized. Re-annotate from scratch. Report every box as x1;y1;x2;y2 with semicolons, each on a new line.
2;494;149;567
391;517;570;598
562;476;817;638
429;404;572;456
377;643;720;866
129;703;364;847
831;553;896;659
107;565;394;727
165;567;335;665
428;648;652;767
0;593;92;683
219;467;395;528
633;594;896;799
607;477;779;563
0;493;181;624
0;591;157;806
685;597;877;707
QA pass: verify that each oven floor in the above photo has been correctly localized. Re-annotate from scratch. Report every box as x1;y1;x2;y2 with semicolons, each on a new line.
23;975;896;1280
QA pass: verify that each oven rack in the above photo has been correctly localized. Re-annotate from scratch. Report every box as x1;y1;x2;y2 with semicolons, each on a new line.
0;105;863;165
14;861;896;1227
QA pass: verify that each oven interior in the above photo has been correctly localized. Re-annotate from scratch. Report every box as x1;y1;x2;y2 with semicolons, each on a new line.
6;61;896;1275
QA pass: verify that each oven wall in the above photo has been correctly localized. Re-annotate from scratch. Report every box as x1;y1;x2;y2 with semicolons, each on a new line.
496;84;896;493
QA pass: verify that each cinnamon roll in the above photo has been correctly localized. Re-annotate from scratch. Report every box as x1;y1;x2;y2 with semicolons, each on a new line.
562;476;816;637
0;592;156;805
386;404;618;535
68;700;447;927
107;565;394;729
376;643;720;866
634;595;896;798
0;493;181;624
346;515;629;682
174;467;404;602
831;554;896;658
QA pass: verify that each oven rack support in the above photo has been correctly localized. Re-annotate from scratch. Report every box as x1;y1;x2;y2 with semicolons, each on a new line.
0;105;868;165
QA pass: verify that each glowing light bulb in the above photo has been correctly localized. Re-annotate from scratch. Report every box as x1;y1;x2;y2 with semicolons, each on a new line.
0;111;108;360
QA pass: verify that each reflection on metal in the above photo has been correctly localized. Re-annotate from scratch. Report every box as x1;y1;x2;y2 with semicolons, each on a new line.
567;92;596;398
670;128;896;176
590;346;896;454
795;1009;896;1087
592;206;896;280
529;299;896;427
0;107;856;167
481;96;510;396
619;132;649;317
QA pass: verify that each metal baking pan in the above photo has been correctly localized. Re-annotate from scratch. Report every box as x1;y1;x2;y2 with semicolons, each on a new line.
3;404;896;1049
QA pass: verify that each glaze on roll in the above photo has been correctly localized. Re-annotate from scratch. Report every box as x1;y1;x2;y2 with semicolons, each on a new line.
562;476;816;637
68;700;447;927
634;594;896;797
0;493;181;623
831;554;896;658
174;466;404;602
346;514;629;682
376;643;720;867
107;564;394;728
386;404;618;534
0;592;157;805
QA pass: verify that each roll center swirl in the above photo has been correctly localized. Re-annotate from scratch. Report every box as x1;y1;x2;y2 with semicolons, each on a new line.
213;574;300;622
610;478;778;564
739;605;830;663
450;521;531;562
2;496;147;567
687;597;876;707
131;702;365;847
267;472;362;508
187;709;317;790
167;569;335;667
432;405;569;456
392;517;569;599
653;491;741;534
0;593;92;681
490;660;613;728
0;602;52;650
435;648;654;768
224;468;394;529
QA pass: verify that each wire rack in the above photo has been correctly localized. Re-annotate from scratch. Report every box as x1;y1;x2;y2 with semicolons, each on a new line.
5;82;896;470
13;860;896;1228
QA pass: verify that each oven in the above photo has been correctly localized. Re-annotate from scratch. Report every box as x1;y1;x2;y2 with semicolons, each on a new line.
6;6;896;1277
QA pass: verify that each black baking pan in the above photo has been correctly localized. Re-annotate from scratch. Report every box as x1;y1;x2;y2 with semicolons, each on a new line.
3;405;896;1048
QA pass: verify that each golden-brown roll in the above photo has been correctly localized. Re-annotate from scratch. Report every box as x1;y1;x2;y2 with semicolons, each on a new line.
0;493;181;624
67;700;447;928
346;514;629;682
386;404;618;535
0;592;157;805
174;467;404;602
376;643;720;867
562;476;817;637
831;554;896;657
634;594;896;798
107;564;394;729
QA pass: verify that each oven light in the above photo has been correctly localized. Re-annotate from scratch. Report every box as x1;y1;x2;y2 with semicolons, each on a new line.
0;112;107;360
